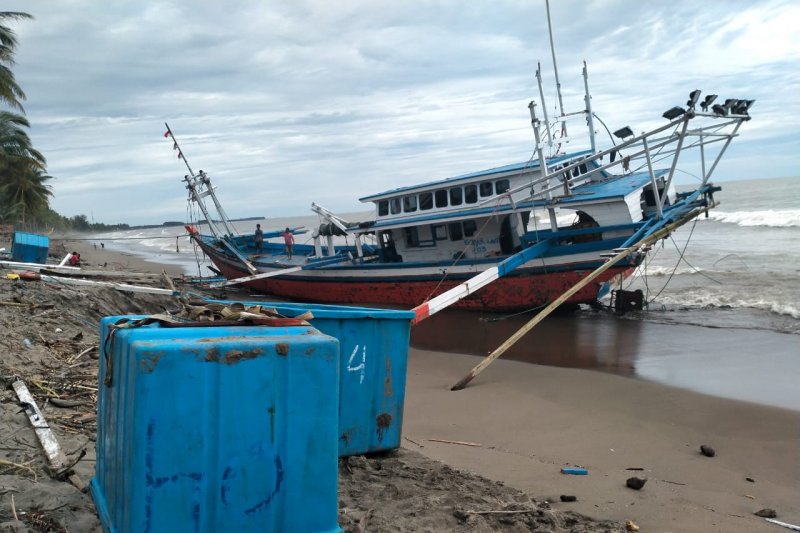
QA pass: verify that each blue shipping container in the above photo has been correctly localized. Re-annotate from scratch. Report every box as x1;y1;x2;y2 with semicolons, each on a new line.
207;299;415;457
11;231;49;264
93;316;342;533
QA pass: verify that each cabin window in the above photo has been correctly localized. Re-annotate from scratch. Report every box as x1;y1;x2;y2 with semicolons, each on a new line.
450;187;463;206
465;185;478;204
435;189;448;208
419;192;433;210
463;220;477;237
378;200;388;216
479;182;493;197
495;179;510;194
448;222;463;241
403;195;417;213
390;198;401;215
579;162;588;175
404;226;419;247
432;224;447;240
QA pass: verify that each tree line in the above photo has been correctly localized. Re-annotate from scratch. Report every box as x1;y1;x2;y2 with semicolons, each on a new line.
0;12;123;233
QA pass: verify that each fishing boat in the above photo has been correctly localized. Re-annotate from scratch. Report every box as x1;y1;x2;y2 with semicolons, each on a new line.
177;33;753;317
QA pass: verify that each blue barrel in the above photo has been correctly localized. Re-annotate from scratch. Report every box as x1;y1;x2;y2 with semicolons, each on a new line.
11;231;49;263
207;300;414;457
92;316;342;533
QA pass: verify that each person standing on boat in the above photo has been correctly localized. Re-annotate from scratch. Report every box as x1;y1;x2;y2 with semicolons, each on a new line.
282;227;294;260
254;224;264;254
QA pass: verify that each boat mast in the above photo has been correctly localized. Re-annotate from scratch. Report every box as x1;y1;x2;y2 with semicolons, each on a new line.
166;123;257;274
582;62;597;153
545;0;566;139
535;62;553;149
165;123;238;238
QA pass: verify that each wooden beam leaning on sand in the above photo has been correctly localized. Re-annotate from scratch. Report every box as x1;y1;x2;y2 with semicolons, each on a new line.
12;380;86;491
450;202;717;391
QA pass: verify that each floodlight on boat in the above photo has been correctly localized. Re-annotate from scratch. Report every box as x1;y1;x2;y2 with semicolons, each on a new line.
662;106;686;120
686;89;701;108
711;104;727;116
723;99;738;111
700;94;717;112
613;126;634;139
732;99;755;115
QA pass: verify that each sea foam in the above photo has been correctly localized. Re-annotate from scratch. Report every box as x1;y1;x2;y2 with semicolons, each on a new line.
709;209;800;228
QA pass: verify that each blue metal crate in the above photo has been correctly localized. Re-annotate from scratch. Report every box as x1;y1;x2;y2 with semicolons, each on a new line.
93;316;342;533
207;300;415;457
11;231;49;264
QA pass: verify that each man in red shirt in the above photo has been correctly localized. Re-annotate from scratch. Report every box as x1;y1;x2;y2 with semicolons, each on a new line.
282;228;294;260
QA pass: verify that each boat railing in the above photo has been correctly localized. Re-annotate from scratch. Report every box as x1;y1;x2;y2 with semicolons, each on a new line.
499;97;751;212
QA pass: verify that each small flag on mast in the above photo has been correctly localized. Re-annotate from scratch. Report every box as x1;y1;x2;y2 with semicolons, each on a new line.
164;130;171;138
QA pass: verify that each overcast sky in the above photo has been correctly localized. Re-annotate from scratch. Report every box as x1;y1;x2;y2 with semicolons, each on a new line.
6;0;799;225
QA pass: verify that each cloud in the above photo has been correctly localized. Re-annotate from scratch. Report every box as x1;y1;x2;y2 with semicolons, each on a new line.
4;0;797;224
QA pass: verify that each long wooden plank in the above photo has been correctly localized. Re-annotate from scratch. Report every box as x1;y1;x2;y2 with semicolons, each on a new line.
450;202;716;391
0;260;80;272
209;265;303;288
209;253;353;288
39;274;180;296
13;380;85;490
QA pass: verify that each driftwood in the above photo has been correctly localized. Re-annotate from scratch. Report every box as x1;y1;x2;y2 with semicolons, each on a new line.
12;379;86;490
427;438;482;447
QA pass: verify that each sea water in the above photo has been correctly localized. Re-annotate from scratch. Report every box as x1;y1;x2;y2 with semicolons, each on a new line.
91;176;799;410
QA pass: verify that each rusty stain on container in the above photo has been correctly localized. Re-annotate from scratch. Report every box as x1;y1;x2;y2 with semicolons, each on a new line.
383;356;393;397
376;412;392;440
205;348;220;362
140;353;163;373
224;348;264;364
275;343;289;356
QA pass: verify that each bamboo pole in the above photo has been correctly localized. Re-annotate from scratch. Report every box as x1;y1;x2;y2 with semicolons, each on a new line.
450;203;715;391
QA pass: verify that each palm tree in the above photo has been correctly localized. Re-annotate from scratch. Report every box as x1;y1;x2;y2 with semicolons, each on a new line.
0;165;52;223
0;11;52;226
0;11;31;111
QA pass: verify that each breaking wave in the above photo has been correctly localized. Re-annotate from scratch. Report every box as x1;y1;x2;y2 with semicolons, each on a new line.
649;292;800;319
708;209;800;228
632;265;705;277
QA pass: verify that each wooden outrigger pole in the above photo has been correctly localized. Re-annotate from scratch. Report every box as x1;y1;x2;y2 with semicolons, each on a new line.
448;201;717;391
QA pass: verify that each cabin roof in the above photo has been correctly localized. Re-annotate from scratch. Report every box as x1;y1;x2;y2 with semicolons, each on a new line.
555;170;668;206
364;170;663;232
359;150;594;203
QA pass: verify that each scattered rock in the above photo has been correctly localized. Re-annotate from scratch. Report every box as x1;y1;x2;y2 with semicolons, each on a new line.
625;519;640;531
626;477;647;490
700;445;716;457
754;508;777;518
560;495;577;502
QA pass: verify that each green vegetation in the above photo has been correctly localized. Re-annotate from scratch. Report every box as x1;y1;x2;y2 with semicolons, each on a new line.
0;12;117;233
0;12;53;227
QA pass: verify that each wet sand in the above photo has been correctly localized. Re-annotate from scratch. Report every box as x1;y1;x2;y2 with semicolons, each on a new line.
402;348;800;532
412;309;800;410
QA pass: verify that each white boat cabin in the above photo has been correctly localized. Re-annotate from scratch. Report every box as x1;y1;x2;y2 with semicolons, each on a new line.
354;150;676;263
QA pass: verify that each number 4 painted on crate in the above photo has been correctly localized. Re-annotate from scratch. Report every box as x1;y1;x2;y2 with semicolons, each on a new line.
347;345;366;384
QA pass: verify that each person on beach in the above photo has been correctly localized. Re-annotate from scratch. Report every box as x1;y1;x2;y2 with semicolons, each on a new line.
254;224;264;254
282;227;294;260
68;251;81;266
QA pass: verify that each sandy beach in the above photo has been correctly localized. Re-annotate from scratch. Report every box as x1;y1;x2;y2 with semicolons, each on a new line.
0;237;797;532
